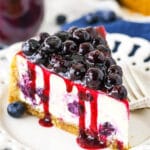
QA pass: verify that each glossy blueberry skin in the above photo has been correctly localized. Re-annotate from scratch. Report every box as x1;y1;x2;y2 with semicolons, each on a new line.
69;63;86;80
72;29;91;42
85;27;98;39
108;65;123;76
86;50;105;64
55;31;71;42
7;101;26;118
22;39;40;56
85;68;104;89
105;73;122;89
56;14;67;25
68;26;78;34
30;50;49;65
78;42;94;55
104;57;116;68
44;36;62;50
109;85;127;99
39;32;50;44
62;40;77;54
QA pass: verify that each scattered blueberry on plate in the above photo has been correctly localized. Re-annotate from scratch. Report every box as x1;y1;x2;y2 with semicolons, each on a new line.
7;101;26;118
56;14;67;25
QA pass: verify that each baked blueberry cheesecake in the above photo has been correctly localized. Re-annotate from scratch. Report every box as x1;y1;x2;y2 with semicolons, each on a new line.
8;26;129;149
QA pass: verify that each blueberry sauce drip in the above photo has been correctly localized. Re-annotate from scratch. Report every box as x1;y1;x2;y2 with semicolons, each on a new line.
38;67;53;127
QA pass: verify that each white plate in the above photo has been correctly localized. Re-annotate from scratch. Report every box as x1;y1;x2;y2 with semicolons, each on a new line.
0;33;150;149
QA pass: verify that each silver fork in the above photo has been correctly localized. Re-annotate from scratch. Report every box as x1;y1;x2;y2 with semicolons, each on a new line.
121;62;150;110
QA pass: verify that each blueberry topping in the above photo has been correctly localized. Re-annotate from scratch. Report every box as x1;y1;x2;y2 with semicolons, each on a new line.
85;68;104;89
44;36;62;51
105;73;122;89
92;36;106;47
56;14;67;25
55;31;71;42
22;39;40;56
62;40;77;54
7;101;26;118
68;26;78;34
86;50;105;64
30;50;48;65
78;42;94;55
39;32;50;43
85;27;98;39
49;54;68;73
21;27;127;100
104;57;116;68
109;85;127;99
73;29;91;42
96;45;111;56
108;65;123;76
69;63;86;80
85;13;99;24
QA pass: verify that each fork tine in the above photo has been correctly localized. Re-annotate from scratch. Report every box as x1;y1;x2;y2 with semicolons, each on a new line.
121;63;143;99
127;65;148;97
122;77;134;101
122;74;137;102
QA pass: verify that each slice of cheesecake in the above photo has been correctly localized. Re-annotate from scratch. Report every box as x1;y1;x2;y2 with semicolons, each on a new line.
8;26;129;149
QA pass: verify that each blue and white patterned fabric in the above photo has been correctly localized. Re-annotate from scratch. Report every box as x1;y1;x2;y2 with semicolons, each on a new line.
62;11;150;41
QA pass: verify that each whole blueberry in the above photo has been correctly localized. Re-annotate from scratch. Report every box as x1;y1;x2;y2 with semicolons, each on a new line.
71;54;84;64
55;31;71;42
39;32;50;43
92;36;106;47
68;26;78;34
96;45;111;57
7;101;26;118
109;85;127;99
108;65;123;76
78;42;94;55
49;54;68;73
85;27;98;39
30;50;48;65
22;39;40;56
86;50;105;64
44;36;62;50
62;40;77;54
104;57;116;68
69;62;86;80
56;14;67;25
99;10;118;22
73;29;91;42
105;73;122;89
85;13;99;24
85;68;104;89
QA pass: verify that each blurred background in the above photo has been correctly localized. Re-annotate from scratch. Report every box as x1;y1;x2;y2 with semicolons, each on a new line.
0;0;150;46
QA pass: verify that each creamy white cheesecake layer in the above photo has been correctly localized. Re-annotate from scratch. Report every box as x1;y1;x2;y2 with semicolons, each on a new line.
16;54;128;146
